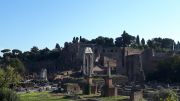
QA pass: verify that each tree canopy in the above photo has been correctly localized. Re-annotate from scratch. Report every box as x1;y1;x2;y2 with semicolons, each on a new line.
0;31;179;75
147;56;180;83
0;66;22;88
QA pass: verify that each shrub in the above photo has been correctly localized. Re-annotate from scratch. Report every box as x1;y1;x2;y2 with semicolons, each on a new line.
0;88;21;101
152;89;178;101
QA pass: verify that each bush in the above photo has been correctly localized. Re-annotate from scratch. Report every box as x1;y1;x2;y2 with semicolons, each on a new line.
152;89;178;101
0;88;21;101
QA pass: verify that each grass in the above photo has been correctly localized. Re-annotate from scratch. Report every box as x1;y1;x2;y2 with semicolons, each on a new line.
19;92;69;101
100;96;129;101
19;92;129;101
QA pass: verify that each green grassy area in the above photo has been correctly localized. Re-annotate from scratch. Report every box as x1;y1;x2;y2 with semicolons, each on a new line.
19;92;129;101
100;96;129;101
79;94;129;101
19;92;69;101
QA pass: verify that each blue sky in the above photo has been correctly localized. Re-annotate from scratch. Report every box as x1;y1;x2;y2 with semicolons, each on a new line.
0;0;180;52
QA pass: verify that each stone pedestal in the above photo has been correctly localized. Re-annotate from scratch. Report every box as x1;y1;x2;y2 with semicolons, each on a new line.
101;63;117;97
91;85;98;94
83;76;97;95
101;85;117;97
130;90;143;101
101;77;117;97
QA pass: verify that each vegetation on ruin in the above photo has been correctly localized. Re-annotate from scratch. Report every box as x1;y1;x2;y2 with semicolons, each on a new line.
147;56;180;83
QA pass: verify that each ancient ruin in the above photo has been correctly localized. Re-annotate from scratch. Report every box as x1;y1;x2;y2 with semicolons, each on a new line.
101;62;117;97
83;47;97;95
40;68;48;81
83;47;94;76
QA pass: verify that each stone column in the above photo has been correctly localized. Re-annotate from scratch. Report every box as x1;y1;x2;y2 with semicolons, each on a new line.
83;47;94;95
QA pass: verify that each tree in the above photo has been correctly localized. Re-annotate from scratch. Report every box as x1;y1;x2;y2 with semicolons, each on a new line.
0;88;21;101
72;37;76;43
147;37;175;51
55;43;61;50
161;38;174;49
0;66;21;88
75;37;79;43
115;37;123;47
72;37;79;43
7;58;25;74
136;35;140;46
141;38;145;46
40;47;50;54
121;31;136;47
64;42;70;49
30;46;39;53
147;40;153;48
79;37;89;43
1;49;11;58
176;41;180;50
115;31;135;47
90;36;114;47
1;49;11;54
12;49;22;57
147;56;180;82
104;37;114;46
80;36;82;42
151;37;163;50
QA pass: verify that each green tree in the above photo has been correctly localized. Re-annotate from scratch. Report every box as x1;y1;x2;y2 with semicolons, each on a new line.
0;66;22;88
147;37;175;51
0;87;21;101
90;36;114;47
161;38;174;49
55;43;61;50
1;49;11;58
147;40;153;48
7;58;25;74
176;41;180;50
1;49;11;54
136;35;140;46
12;49;22;57
79;37;89;43
141;38;145;47
147;56;180;82
121;31;136;47
115;31;135;47
31;46;39;53
115;37;123;47
72;37;76;43
75;37;79;43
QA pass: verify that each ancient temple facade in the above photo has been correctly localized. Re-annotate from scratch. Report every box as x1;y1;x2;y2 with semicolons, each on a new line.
83;47;94;76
